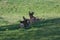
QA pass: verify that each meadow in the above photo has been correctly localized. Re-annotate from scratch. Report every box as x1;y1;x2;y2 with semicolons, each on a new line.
0;0;60;40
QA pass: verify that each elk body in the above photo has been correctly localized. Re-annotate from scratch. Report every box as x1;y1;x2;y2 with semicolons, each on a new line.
29;11;40;24
20;16;30;28
20;11;40;28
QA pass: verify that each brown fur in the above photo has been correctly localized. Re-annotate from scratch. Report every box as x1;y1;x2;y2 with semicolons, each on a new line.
20;16;30;28
20;11;40;28
29;11;40;23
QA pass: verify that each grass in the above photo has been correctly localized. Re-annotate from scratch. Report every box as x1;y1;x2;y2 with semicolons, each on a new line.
0;0;60;40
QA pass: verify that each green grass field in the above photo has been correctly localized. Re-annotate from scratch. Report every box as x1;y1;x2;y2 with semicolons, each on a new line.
0;0;60;40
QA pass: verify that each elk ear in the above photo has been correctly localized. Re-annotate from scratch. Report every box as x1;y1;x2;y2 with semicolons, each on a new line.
31;12;34;15
29;11;31;16
23;16;26;20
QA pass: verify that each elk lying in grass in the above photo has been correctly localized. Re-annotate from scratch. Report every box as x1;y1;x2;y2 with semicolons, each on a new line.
20;11;40;28
20;16;30;28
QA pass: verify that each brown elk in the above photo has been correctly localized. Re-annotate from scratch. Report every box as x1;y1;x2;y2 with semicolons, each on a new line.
20;16;30;28
29;11;40;24
20;11;40;28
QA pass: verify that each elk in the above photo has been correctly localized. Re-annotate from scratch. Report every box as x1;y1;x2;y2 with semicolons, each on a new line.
20;11;40;28
20;16;30;28
29;11;40;24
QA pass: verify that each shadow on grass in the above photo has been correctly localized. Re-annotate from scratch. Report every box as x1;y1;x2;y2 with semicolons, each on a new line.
32;18;60;28
23;27;60;40
0;18;60;31
0;24;20;31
